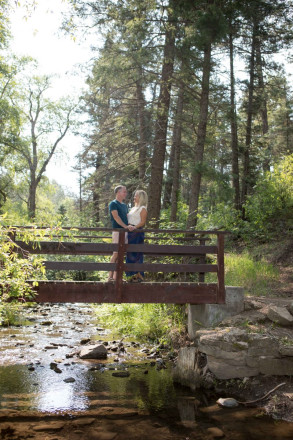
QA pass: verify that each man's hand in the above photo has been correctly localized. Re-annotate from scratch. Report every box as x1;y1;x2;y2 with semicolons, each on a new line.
128;225;135;231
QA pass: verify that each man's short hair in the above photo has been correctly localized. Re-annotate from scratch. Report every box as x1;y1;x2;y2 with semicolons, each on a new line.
114;185;125;194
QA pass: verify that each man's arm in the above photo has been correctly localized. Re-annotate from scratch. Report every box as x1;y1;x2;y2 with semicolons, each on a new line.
111;210;128;228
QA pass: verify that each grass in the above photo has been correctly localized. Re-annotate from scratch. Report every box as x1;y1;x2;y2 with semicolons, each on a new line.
205;252;279;296
94;303;186;344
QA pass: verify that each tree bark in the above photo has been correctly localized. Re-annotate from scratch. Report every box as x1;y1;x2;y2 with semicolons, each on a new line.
187;41;212;229
255;40;270;172
229;31;241;211
170;84;184;222
241;22;257;215
147;17;176;225
136;67;148;182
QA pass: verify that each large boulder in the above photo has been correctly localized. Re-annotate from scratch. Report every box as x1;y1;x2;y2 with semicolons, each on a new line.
79;344;107;359
267;306;293;326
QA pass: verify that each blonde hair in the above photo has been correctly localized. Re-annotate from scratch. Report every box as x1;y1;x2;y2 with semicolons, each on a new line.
135;190;148;208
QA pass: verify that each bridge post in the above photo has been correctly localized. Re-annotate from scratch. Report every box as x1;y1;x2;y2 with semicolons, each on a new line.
115;230;126;302
217;233;225;303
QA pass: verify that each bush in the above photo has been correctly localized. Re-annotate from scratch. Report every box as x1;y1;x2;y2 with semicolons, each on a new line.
95;303;186;344
244;154;293;239
0;218;46;305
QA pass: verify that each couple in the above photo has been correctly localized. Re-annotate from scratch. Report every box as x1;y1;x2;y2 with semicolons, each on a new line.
108;185;148;283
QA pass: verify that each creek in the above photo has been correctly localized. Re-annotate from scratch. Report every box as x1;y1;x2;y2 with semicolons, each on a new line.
0;304;293;440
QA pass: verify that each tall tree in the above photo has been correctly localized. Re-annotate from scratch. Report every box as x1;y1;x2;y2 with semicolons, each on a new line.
147;2;177;224
13;75;74;218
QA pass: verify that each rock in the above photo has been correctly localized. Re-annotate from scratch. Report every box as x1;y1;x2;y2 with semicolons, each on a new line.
207;355;258;379
258;357;293;375
280;345;293;356
88;430;117;440
80;338;91;345
216;397;239;408
72;418;95;426
79;344;107;359
206;427;225;438
33;422;65;431
40;321;53;326
112;371;130;377
64;377;75;383
287;302;293;315
267;306;293;326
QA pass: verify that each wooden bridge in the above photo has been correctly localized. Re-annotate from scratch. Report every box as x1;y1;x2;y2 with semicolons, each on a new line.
12;227;227;304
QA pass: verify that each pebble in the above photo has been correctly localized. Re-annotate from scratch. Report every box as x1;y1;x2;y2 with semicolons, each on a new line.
207;427;225;438
64;377;76;383
112;371;130;378
216;397;239;408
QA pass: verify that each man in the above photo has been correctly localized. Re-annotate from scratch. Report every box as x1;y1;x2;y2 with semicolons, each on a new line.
108;185;133;281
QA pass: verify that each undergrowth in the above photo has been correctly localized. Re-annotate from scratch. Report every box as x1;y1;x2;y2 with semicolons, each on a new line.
94;303;186;345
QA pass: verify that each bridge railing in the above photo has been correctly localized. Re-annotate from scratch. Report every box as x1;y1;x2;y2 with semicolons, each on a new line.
10;227;227;304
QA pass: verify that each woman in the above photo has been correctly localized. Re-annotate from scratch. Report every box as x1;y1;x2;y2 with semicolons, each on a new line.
126;190;148;282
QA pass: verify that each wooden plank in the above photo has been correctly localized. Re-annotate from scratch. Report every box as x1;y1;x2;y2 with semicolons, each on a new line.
217;234;226;304
15;241;217;256
123;263;217;273
44;262;116;271
126;244;218;255
30;281;219;304
15;241;118;255
44;261;217;273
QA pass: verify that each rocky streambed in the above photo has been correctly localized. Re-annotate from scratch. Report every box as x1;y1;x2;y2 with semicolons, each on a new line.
0;303;293;440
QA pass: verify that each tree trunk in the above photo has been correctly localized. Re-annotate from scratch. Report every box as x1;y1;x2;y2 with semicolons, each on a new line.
170;84;184;222
229;31;241;211
28;173;37;219
241;23;257;215
187;41;212;229
136;67;148;182
255;40;270;172
147;17;176;225
162;139;176;209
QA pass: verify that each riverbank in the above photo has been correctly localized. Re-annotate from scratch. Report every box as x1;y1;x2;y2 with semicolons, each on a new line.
174;295;293;423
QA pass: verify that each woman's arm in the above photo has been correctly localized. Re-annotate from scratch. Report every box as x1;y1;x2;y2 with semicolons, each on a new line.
133;208;147;229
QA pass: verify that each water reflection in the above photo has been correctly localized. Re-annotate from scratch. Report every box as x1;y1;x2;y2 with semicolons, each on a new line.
0;363;180;413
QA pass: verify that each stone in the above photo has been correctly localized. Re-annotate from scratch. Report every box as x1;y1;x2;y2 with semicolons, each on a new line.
33;422;65;431
258;357;293;375
88;430;117;440
72;418;95;426
64;377;76;383
80;338;91;345
207;355;259;379
112;371;130;377
287;302;293;315
267;306;293;326
207;427;226;437
280;345;293;356
247;335;279;357
79;344;107;359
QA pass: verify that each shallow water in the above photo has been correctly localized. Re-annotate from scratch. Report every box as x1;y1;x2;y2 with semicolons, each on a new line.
0;304;293;440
